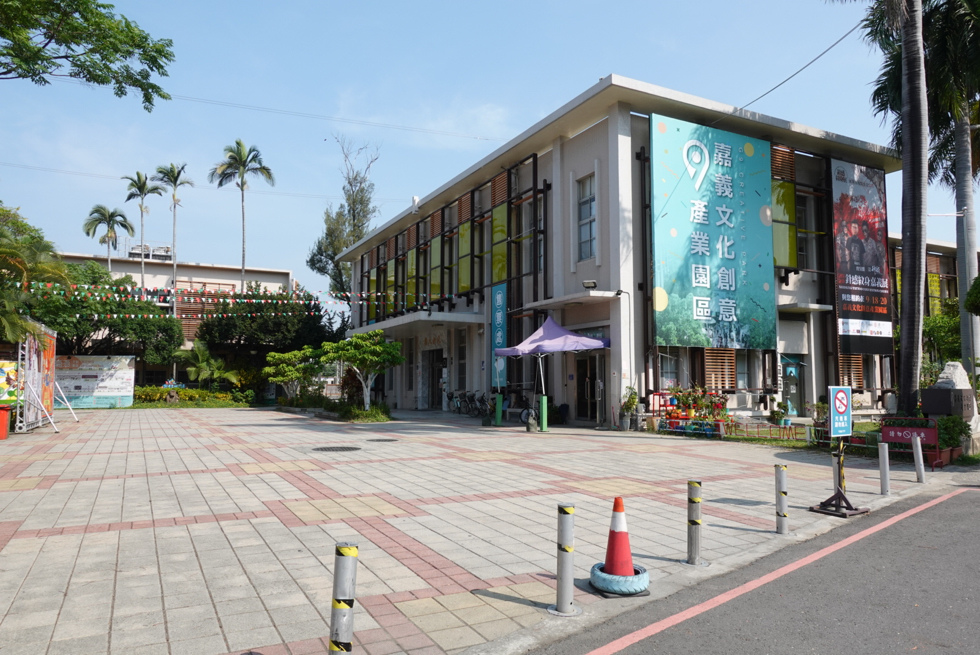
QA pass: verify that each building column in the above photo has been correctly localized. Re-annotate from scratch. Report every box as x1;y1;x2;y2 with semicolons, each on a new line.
607;102;635;405
551;136;566;298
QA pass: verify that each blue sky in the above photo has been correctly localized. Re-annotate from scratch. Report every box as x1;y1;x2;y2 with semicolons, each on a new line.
0;1;961;294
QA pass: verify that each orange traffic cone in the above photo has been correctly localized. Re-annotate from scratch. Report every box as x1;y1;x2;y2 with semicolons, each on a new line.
603;497;635;576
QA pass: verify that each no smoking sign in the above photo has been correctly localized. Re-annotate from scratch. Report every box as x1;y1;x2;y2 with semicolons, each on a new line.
829;386;852;438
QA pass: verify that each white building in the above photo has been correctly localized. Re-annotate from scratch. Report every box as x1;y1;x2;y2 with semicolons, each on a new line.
338;75;960;426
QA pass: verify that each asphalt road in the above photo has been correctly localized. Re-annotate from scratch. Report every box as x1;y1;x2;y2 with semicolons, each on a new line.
527;481;980;655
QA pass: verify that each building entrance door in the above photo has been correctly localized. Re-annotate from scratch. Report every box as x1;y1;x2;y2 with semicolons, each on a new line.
782;356;803;416
424;350;444;410
575;354;606;424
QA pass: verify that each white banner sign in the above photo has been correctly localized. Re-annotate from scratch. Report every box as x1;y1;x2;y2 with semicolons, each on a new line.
55;356;136;408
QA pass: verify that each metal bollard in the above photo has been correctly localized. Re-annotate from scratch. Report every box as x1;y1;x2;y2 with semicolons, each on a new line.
687;480;703;565
878;442;891;495
912;436;926;483
548;504;581;616
329;542;358;652
774;465;788;535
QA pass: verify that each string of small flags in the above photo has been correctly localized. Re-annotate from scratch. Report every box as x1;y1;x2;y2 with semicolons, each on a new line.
72;311;325;320
27;282;468;303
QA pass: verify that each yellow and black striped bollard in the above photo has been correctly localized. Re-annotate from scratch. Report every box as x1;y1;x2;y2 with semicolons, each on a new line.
329;542;358;652
687;480;703;566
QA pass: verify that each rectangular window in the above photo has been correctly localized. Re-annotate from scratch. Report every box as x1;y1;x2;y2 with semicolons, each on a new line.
577;175;596;261
772;180;797;268
736;350;748;389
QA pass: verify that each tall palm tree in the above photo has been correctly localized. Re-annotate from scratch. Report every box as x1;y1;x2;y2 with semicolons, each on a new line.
868;0;980;375
83;205;133;273
122;171;164;290
208;140;275;290
840;0;928;414
151;163;194;306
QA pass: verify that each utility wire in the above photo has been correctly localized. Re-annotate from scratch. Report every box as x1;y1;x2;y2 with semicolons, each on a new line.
740;21;863;112
51;78;506;142
0;161;404;203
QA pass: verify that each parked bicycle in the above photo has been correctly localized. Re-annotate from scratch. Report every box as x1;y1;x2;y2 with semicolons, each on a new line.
518;393;538;424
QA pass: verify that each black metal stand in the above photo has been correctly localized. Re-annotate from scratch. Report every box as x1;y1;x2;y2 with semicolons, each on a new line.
809;441;869;518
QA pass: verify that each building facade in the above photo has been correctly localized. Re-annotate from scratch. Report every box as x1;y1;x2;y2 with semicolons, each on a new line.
340;75;955;425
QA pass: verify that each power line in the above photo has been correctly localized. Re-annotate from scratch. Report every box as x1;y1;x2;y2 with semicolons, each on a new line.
52;78;507;142
740;22;863;111
0;161;405;203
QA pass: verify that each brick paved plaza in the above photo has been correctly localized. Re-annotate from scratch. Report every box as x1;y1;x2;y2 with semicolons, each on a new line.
0;408;932;655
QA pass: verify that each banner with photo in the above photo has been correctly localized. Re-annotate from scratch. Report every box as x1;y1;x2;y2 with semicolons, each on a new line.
54;355;136;408
651;115;776;349
831;160;893;354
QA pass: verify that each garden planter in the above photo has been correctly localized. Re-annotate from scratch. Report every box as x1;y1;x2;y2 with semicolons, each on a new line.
950;446;963;461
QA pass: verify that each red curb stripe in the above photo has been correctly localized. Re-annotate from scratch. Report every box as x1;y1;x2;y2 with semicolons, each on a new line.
587;487;975;655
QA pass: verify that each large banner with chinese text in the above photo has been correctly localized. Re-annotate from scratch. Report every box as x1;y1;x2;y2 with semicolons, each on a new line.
831;160;892;355
651;116;776;348
491;284;507;388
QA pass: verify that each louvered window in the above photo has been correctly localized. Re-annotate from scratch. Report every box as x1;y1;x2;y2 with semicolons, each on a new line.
491;172;508;207
459;195;471;223
705;348;736;390
771;145;796;182
838;354;864;389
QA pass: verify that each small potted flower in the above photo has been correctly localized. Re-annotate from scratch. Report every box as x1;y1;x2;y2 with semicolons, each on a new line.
620;386;639;431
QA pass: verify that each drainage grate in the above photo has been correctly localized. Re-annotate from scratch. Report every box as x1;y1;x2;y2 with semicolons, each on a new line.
313;446;362;452
366;439;398;443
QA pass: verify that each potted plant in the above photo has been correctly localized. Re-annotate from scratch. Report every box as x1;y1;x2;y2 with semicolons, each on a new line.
805;400;829;427
937;415;970;464
769;399;787;426
620;386;639;431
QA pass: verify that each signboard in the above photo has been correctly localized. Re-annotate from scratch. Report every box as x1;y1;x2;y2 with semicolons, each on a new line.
881;425;938;446
54;356;136;408
831;160;893;354
651;115;776;349
17;324;57;432
491;283;507;388
829;385;852;438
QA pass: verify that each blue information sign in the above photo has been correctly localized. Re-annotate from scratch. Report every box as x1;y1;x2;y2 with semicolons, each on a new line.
491;284;507;388
829;386;852;438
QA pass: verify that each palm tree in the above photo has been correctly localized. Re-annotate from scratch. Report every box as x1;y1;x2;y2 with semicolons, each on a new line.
208;140;275;290
840;0;929;414
173;339;239;391
0;224;69;343
122;171;164;290
83;205;133;273
867;0;980;375
151;163;194;306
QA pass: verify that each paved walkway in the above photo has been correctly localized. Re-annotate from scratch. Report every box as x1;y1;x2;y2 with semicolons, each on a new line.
0;408;942;655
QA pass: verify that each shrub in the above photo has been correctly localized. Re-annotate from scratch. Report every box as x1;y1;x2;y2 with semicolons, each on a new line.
339;401;391;422
937;415;971;449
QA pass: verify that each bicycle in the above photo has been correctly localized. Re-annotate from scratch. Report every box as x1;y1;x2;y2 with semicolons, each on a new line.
518;394;538;424
467;391;482;418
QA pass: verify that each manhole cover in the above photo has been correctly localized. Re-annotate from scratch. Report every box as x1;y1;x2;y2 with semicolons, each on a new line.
313;446;362;452
366;439;398;442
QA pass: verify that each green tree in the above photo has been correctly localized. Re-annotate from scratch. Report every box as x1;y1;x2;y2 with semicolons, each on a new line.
174;339;239;391
122;170;163;290
0;204;68;342
867;0;980;374
308;136;379;297
923;298;963;362
151;163;194;314
0;0;175;111
82;204;132;273
262;346;323;399
29;260;181;358
320;330;404;411
208;140;275;290
195;282;332;356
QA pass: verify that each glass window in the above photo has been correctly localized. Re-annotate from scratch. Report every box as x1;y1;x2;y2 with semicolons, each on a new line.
736;350;748;389
577;175;596;261
772;180;797;268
